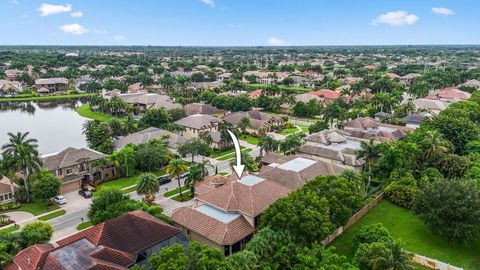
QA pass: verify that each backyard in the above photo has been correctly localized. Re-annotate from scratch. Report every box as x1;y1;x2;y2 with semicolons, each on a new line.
94;170;167;194
330;200;480;270
0;93;92;103
76;103;125;122
239;134;259;145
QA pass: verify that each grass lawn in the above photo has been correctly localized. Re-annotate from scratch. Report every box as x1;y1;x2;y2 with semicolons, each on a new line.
0;93;92;102
95;170;166;194
279;127;299;135
163;185;189;197
38;209;66;221
0;224;19;234
76;220;92;230
239;135;259;145
298;124;309;133
330;201;480;270
171;192;193;202
218;148;252;161
211;146;246;158
8;200;60;216
219;172;230;176
76;103;124;122
122;186;137;194
246;84;312;92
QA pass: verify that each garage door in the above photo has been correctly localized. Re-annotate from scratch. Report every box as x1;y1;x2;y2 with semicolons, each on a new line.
61;181;80;194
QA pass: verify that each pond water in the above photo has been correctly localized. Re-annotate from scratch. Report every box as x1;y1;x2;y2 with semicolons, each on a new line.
0;100;88;154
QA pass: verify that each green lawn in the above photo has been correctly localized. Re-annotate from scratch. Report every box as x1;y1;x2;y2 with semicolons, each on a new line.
279;127;299;135
76;220;92;230
218;172;230;176
211;146;246;158
239;135;259;145
330;201;480;270
38;209;66;221
7;200;60;216
122;186;137;194
164;185;189;197
246;84;312;92
0;93;92;102
95;170;166;194
76;103;122;122
0;224;19;234
217;148;252;161
171;192;193;202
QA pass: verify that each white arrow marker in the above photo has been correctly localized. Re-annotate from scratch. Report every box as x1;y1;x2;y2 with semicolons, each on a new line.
227;130;245;178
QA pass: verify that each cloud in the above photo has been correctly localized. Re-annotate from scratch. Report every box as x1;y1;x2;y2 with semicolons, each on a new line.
38;3;72;16
432;7;454;16
114;35;126;41
371;11;419;26
9;0;19;5
59;23;88;35
71;11;83;18
267;37;287;46
93;29;107;34
200;0;215;7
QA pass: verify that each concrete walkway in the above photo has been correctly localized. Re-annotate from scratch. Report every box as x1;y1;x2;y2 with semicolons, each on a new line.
5;211;35;224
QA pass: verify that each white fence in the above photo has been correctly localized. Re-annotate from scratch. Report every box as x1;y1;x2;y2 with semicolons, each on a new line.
412;254;464;270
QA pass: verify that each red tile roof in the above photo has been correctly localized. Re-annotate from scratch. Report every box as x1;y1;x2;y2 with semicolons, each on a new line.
4;211;182;270
306;89;341;100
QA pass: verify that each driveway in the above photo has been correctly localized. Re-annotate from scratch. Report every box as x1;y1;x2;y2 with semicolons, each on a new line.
61;190;92;213
5;211;35;223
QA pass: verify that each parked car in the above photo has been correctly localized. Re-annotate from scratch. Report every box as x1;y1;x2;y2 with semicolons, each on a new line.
158;176;172;185
78;189;92;198
52;195;67;205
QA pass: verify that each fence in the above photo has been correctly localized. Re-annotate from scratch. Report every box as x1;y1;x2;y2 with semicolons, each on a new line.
321;193;384;245
412;254;464;270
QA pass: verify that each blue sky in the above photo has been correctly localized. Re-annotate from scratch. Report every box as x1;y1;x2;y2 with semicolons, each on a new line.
1;0;479;46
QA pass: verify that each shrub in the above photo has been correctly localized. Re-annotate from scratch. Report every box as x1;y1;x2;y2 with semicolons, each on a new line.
353;223;393;250
384;174;420;209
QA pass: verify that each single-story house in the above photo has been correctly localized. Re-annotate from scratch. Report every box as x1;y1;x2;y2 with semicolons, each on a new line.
113;127;187;150
185;103;225;116
343;117;411;142
223;110;283;135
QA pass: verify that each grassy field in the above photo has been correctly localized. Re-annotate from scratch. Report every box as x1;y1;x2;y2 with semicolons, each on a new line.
122;186;137;194
218;148;252;161
330;201;480;270
0;93;92;102
239;135;259;145
211;146;246;158
279;127;299;135
76;103;123;122
76;220;92;230
171;192;193;202
246;84;312;92
0;224;19;234
7;201;60;216
164;185;189;197
38;209;66;221
95;170;166;194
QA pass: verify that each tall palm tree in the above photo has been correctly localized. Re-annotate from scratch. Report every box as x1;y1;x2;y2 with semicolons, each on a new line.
258;135;279;156
356;138;382;194
230;152;258;173
422;130;449;162
238;117;252;134
1;132;42;202
185;164;203;195
371;241;413;270
165;159;189;197
136;173;160;205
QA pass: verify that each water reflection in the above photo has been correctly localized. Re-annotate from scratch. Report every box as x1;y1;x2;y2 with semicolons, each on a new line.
0;99;89;154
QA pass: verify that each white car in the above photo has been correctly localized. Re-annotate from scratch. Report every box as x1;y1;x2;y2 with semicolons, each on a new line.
52;195;68;205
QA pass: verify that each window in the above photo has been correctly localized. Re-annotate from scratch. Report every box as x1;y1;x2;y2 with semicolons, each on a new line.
8;193;12;199
135;251;148;263
0;195;4;201
66;168;73;175
56;169;62;176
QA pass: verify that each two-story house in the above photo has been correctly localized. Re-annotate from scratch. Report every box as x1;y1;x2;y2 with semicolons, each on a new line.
41;147;115;193
35;78;69;94
174;114;231;150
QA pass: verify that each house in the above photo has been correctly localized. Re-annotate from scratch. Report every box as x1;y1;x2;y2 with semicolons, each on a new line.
0;80;22;96
298;129;364;171
223;110;283;135
35;78;69;93
306;89;342;102
412;98;449;116
4;69;22;81
400;73;420;85
172;174;290;255
424;87;471;103
294;93;323;103
462;79;480;89
175;114;222;138
111;92;181;113
41;147;115;193
113;127;187;150
403;112;432;130
259;153;344;189
0;177;17;204
343;117;411;142
190;81;225;90
3;210;187;270
128;82;144;92
74;75;94;91
217;73;231;81
242;71;289;85
185;103;225;116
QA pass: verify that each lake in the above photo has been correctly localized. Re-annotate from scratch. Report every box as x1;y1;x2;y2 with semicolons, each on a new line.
0;100;89;154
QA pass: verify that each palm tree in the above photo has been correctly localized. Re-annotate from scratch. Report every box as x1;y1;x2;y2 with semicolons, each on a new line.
238;117;252;134
230;152;258;173
422;130;449;161
371;241;413;270
0;155;15;199
356;138;382;194
1;132;42;202
165;159;189;197
136;173;160;205
280;133;304;155
258;136;279;156
340;168;364;195
185;164;203;195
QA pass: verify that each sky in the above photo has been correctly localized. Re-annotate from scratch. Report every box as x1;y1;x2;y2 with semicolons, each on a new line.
1;0;479;46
